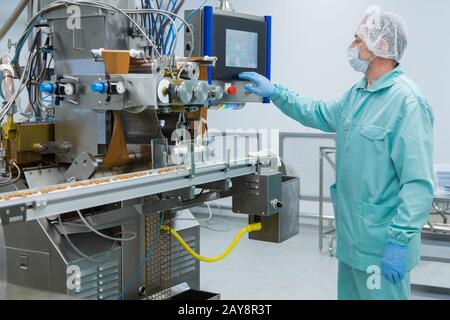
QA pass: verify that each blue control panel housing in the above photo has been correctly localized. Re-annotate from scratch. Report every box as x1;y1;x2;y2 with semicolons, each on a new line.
201;6;272;104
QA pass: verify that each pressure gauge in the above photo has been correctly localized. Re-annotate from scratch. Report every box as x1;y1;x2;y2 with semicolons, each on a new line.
63;83;75;96
114;81;126;95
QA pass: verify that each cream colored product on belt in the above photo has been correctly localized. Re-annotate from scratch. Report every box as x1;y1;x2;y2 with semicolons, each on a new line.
0;166;186;201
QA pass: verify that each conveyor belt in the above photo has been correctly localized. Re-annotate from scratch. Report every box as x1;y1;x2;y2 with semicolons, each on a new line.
0;159;259;225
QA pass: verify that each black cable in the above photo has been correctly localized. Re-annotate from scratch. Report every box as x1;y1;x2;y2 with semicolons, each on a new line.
34;51;49;112
27;62;39;116
27;33;52;116
25;29;42;116
182;188;205;203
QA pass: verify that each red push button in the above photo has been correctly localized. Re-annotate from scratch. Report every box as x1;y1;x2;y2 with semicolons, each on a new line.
227;86;237;96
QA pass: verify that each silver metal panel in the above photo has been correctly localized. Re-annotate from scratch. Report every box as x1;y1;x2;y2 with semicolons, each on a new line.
53;205;137;236
55;107;105;163
67;248;121;300
249;176;300;243
54;59;105;76
184;9;203;57
63;152;97;182
5;248;50;291
3;218;70;294
123;74;162;108
233;172;282;216
280;176;301;241
2;191;123;300
211;80;263;105
58;74;162;110
121;209;145;300
50;14;128;64
121;110;162;144
0;282;75;300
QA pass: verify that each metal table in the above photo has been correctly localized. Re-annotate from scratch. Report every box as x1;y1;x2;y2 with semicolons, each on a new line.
412;193;450;299
319;147;336;256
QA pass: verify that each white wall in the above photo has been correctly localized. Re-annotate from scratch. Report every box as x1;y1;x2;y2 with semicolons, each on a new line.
1;0;448;163
194;0;450;165
0;2;27;57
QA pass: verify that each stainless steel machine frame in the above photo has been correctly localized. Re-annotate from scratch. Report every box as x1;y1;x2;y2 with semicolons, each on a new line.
248;176;300;243
0;0;296;300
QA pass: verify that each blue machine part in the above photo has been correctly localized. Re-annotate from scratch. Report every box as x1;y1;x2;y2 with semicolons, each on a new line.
203;6;214;84
202;7;272;102
40;82;57;94
91;82;109;94
263;15;272;104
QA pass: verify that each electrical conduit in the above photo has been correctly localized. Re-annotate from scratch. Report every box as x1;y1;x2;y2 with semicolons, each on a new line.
162;223;263;263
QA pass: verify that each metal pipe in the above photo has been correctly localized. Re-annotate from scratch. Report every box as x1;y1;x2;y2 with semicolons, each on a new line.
319;148;324;250
319;147;336;251
95;151;147;166
1;54;15;101
216;0;235;12
195;203;336;222
0;0;31;42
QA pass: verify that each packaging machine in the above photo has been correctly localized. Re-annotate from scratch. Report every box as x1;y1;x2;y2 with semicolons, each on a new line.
0;0;299;300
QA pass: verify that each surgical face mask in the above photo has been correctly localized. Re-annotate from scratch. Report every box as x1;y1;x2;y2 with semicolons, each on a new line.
347;46;371;73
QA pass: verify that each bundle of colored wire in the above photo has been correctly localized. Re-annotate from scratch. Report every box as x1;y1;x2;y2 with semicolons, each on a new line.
166;0;207;55
162;222;263;263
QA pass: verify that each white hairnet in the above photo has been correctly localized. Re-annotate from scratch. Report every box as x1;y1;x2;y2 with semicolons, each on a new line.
356;6;408;61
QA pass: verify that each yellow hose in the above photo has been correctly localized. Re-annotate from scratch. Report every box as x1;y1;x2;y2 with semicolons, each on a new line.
161;223;262;263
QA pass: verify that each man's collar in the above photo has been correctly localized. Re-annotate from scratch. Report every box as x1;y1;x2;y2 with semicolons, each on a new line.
356;65;404;92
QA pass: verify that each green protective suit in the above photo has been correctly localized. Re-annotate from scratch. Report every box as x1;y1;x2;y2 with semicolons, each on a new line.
270;66;434;299
338;261;410;300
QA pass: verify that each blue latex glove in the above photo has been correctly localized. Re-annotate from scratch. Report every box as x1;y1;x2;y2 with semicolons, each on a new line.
381;242;408;285
238;72;276;98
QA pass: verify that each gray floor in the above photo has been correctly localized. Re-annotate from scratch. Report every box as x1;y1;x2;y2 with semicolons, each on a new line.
198;215;450;300
199;217;338;300
0;214;449;300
